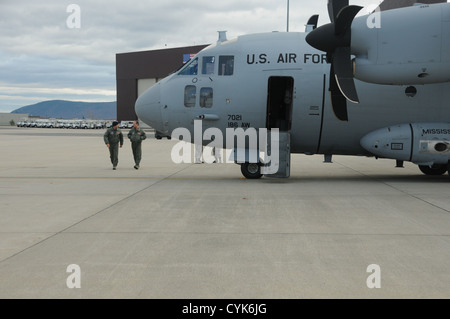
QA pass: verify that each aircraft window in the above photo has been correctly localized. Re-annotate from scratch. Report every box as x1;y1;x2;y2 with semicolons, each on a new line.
219;56;234;76
405;86;417;97
184;85;196;107
178;57;198;75
202;56;215;75
200;88;213;108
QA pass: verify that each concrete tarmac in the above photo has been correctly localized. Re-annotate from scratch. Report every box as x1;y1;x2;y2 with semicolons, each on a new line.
0;126;449;299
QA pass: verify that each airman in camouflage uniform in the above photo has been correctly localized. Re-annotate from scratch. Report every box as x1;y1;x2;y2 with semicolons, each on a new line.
104;121;123;170
127;120;147;169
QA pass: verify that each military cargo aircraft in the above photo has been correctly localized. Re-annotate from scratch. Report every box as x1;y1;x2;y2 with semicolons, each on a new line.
136;0;450;179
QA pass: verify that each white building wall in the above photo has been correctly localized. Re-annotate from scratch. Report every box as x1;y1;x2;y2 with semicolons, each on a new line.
0;113;29;126
137;78;158;129
137;78;158;97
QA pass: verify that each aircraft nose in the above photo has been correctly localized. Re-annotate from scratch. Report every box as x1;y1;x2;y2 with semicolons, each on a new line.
135;83;163;131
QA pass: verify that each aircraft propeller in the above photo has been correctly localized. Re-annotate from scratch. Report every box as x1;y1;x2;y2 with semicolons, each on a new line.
306;0;363;121
306;14;319;30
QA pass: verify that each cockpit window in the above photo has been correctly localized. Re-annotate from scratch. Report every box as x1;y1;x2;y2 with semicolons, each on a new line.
178;57;198;75
218;56;234;76
184;85;196;107
202;56;215;75
200;88;213;108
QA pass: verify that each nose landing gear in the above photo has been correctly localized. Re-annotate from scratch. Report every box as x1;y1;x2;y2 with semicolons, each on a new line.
240;163;263;179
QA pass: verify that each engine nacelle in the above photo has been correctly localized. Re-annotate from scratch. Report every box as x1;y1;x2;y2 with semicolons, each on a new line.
351;3;450;85
360;123;450;165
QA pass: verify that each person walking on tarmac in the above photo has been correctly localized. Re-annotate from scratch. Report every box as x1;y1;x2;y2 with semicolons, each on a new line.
127;120;147;169
104;121;123;170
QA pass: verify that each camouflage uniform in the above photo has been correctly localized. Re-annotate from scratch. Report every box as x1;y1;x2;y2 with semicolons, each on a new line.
104;127;124;168
127;126;147;168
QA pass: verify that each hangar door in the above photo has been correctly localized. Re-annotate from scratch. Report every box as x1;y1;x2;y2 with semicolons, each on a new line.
137;78;158;97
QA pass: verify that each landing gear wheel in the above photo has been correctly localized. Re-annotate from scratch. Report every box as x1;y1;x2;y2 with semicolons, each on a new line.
418;164;448;176
240;163;263;179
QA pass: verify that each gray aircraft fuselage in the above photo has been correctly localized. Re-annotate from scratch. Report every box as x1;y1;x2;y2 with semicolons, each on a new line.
136;4;450;177
136;32;449;152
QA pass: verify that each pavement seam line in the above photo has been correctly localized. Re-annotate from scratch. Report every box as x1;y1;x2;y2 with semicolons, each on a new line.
0;164;194;264
334;160;450;215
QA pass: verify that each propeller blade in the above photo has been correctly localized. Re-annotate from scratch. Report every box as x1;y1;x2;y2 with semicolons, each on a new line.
334;5;363;36
308;0;363;113
327;0;349;22
306;14;319;30
329;64;348;121
333;46;359;103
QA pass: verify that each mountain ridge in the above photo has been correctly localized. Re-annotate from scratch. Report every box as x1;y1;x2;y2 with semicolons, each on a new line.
11;100;117;119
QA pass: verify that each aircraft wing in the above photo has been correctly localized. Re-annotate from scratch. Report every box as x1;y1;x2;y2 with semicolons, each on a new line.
379;0;446;11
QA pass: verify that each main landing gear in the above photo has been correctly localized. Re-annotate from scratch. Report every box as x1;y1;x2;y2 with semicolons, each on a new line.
418;163;449;176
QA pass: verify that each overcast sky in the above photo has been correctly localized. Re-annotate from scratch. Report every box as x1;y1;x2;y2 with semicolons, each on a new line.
0;0;387;112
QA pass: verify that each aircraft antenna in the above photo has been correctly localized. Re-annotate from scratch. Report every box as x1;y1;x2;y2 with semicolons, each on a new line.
286;0;290;32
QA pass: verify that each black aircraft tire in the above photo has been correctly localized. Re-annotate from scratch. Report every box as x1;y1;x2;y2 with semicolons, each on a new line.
418;164;448;176
240;163;263;179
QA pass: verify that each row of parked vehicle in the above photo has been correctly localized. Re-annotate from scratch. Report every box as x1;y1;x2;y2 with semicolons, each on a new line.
16;120;135;129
